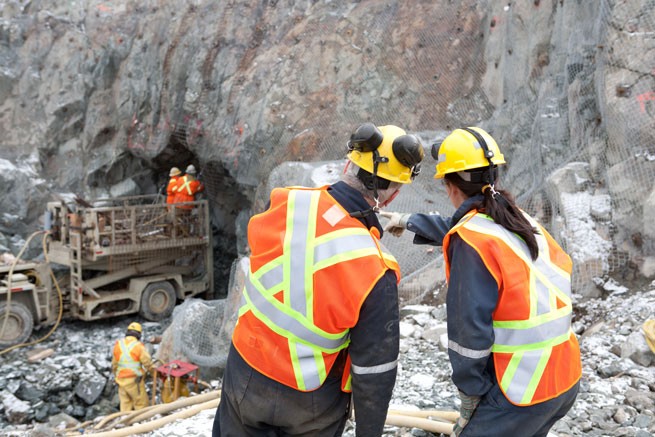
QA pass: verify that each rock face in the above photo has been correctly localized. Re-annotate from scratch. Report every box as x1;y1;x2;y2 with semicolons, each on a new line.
0;1;654;295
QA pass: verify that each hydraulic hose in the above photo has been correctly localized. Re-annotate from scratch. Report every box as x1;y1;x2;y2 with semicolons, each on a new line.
0;231;65;356
83;390;221;434
76;390;456;436
123;389;220;425
387;408;460;422
91;404;160;431
385;413;455;434
0;230;46;339
80;397;220;437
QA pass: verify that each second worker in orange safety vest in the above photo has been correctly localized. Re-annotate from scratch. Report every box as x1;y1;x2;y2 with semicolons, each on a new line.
174;164;204;208
111;322;155;412
213;123;424;436
381;127;581;437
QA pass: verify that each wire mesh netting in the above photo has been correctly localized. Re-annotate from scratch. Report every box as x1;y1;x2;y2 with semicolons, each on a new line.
150;1;654;367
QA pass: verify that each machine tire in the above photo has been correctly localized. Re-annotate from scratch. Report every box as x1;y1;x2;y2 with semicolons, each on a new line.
0;302;34;348
139;281;177;321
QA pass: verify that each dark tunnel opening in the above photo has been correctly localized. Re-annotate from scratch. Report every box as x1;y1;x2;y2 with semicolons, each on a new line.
152;125;199;192
151;129;251;299
202;160;252;298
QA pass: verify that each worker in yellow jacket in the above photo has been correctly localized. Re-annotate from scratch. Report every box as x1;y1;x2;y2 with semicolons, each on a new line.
111;322;155;411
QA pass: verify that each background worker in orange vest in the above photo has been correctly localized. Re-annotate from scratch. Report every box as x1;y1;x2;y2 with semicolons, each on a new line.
174;164;204;208
111;322;155;412
166;167;182;204
381;127;581;437
213;123;424;436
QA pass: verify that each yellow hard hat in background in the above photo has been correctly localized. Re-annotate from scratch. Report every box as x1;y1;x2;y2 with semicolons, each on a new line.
169;167;181;177
127;322;142;333
433;127;505;179
643;319;655;354
347;123;424;184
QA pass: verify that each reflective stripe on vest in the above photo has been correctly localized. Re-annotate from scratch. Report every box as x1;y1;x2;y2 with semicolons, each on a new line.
239;189;396;390
454;212;573;405
117;339;142;377
178;176;194;195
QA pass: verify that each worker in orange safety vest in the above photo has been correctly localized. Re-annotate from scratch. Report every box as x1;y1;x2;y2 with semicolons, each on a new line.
213;123;424;436
166;167;182;204
173;164;204;209
381;127;581;437
111;322;155;412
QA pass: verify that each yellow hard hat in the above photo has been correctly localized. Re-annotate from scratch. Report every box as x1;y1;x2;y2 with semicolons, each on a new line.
347;123;424;184
127;322;142;333
643;320;655;354
433;127;505;179
169;167;181;177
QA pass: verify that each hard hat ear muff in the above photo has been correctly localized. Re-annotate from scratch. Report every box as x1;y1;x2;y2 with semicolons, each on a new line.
392;134;424;179
430;141;441;161
347;123;384;153
347;123;390;191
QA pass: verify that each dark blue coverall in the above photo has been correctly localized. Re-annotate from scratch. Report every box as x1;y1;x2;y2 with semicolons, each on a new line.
213;181;400;437
405;194;579;437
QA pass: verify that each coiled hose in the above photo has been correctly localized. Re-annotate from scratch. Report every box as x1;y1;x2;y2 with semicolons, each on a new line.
0;230;64;356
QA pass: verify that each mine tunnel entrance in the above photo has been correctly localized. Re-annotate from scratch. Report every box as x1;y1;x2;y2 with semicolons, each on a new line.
153;137;251;299
201;160;251;298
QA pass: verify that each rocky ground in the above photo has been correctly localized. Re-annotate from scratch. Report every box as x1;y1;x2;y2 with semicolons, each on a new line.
2;278;655;436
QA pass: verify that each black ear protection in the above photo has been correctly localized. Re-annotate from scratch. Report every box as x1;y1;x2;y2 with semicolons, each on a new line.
347;123;423;218
348;123;391;195
392;134;424;179
347;123;384;153
348;123;423;182
430;141;441;160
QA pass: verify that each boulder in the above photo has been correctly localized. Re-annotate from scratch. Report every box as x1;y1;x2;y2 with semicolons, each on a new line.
0;390;31;424
74;373;107;405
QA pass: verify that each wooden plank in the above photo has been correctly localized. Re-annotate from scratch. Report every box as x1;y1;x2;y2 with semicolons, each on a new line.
26;348;55;363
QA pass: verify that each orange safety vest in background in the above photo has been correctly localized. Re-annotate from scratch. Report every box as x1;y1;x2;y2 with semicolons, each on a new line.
443;211;581;406
166;175;180;204
174;175;204;208
113;337;147;379
233;186;401;392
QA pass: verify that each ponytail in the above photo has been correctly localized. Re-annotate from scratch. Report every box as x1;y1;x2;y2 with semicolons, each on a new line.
445;173;540;260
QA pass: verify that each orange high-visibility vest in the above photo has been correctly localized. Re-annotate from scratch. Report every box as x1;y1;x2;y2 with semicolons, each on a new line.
443;210;581;406
113;337;146;379
166;176;180;204
233;186;401;392
174;175;204;208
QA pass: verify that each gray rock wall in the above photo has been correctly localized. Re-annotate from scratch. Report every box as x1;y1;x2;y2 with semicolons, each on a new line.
1;0;654;294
